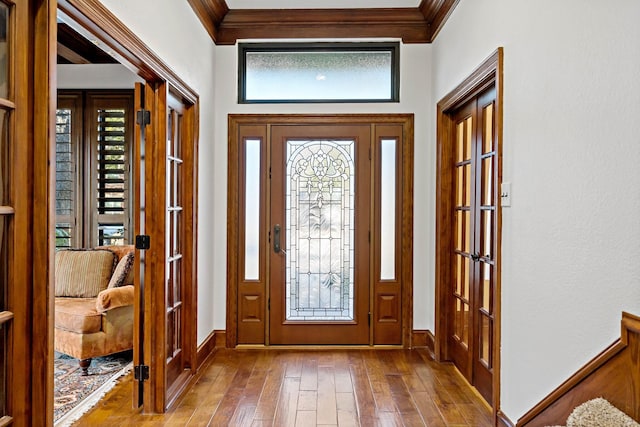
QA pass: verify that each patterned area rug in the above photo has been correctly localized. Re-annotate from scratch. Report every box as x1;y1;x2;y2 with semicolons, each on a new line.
54;351;132;426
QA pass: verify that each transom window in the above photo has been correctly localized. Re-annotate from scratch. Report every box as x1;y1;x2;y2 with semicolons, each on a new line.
238;42;400;104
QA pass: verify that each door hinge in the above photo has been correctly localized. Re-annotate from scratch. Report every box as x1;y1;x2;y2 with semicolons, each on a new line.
268;298;270;311
135;234;151;250
136;109;151;126
134;365;149;381
368;312;372;326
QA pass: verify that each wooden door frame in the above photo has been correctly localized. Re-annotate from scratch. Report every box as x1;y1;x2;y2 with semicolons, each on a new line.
29;0;201;420
226;114;414;348
434;48;503;420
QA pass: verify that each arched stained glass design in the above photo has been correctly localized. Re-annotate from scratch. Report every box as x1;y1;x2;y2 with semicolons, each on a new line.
285;139;355;321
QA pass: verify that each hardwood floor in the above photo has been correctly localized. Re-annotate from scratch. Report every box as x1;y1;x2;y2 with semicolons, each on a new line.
72;348;492;426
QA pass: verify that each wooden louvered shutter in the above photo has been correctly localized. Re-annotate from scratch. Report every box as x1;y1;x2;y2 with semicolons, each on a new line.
88;94;134;247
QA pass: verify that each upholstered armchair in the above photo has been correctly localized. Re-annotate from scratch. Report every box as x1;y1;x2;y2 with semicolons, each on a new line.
54;245;135;375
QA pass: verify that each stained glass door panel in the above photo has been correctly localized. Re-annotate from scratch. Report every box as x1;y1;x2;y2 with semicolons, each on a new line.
270;125;370;345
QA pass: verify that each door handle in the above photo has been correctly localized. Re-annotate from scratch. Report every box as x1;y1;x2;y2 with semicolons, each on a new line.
470;252;481;262
273;224;281;253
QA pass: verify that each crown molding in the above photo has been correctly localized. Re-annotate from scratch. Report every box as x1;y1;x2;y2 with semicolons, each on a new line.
187;0;459;45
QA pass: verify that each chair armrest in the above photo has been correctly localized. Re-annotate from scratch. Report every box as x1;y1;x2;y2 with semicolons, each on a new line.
96;285;134;313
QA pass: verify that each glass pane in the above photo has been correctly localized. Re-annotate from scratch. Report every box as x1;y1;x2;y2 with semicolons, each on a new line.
380;139;396;280
455;210;462;251
454;298;462;341
56;109;74;216
0;215;7;417
0;109;8;206
0;3;8;100
55;224;72;249
480;315;491;367
463;256;470;300
98;224;124;246
244;139;260;281
482;156;493;206
464;117;472;161
483;104;494;153
462;302;469;348
464;164;471;207
482;263;492;312
454;254;462;295
456;122;464;163
463;210;470;253
455;166;463;206
96;109;126;216
243;45;396;102
286;139;355;321
0;323;5;416
481;210;493;259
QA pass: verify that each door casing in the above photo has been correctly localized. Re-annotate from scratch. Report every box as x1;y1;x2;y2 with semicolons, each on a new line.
435;48;503;419
227;114;414;348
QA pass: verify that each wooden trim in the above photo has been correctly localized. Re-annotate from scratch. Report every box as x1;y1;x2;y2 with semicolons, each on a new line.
497;411;515;427
186;0;228;44
435;48;503;418
411;330;435;356
196;330;218;369
518;312;640;426
30;0;57;425
217;8;429;45
227;114;413;348
188;0;460;45
57;0;197;103
214;330;227;349
226;115;240;348
148;82;168;414
419;0;461;41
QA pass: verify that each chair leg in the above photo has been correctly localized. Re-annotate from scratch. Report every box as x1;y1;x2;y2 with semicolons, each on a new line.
79;358;91;376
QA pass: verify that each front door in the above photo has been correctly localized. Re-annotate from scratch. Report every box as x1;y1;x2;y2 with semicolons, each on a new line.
448;86;497;404
269;125;371;345
231;115;413;347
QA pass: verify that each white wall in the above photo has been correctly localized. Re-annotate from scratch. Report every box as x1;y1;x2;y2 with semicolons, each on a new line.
213;41;434;330
432;0;640;420
57;64;142;89
98;0;218;346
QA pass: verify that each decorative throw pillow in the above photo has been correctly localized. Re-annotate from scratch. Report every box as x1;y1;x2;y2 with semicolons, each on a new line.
107;251;135;288
55;249;116;298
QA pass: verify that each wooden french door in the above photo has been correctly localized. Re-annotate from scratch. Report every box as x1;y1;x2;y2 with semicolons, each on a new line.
448;87;497;404
135;82;197;412
269;125;371;345
231;115;412;347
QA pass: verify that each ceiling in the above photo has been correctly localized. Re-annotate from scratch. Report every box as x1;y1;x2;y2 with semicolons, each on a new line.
57;22;117;64
189;0;460;45
226;0;421;9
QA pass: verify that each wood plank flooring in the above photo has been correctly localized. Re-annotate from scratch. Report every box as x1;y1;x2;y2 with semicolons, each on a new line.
72;348;492;426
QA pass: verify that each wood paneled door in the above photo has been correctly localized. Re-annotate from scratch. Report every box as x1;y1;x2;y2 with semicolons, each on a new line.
228;115;414;347
436;49;503;412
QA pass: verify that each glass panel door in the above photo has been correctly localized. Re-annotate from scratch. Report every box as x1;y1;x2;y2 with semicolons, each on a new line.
269;125;371;345
448;86;497;405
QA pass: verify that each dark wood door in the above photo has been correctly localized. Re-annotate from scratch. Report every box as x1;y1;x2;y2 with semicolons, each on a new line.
269;124;371;345
449;87;497;404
